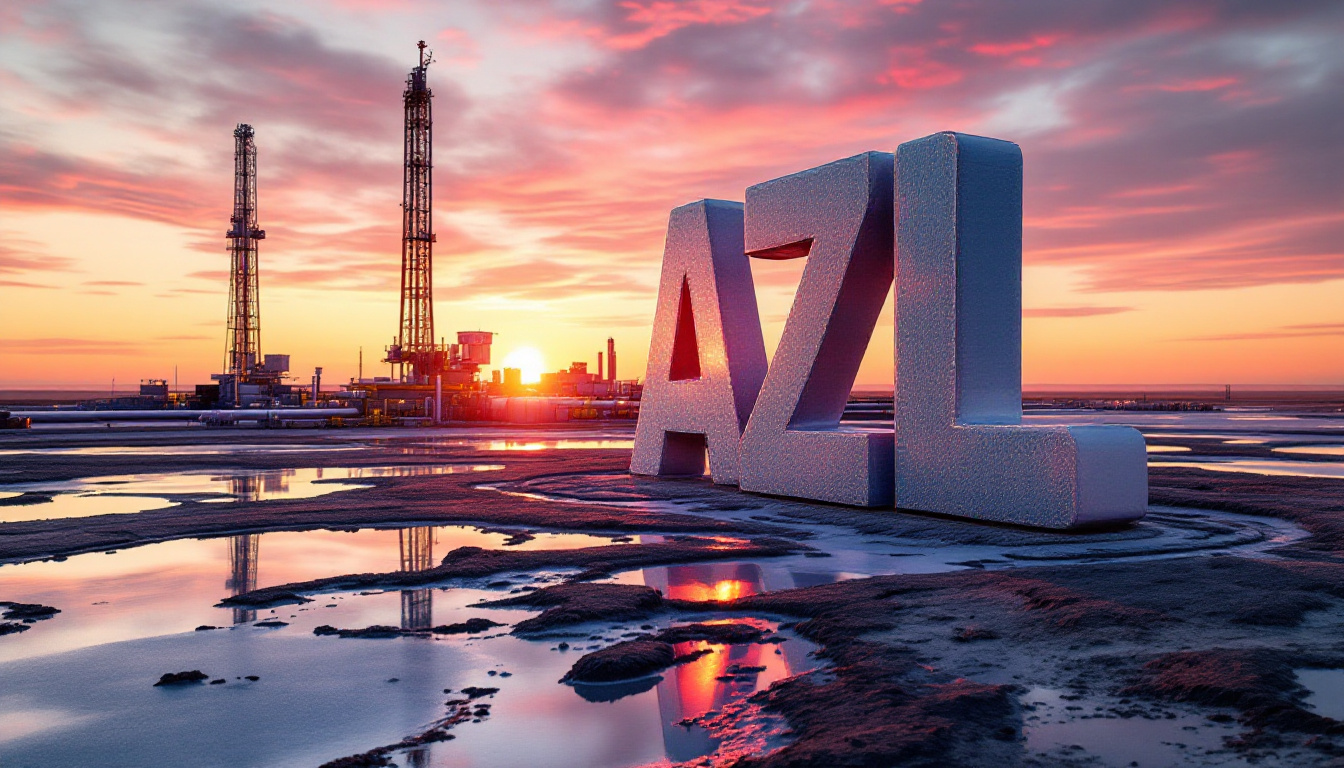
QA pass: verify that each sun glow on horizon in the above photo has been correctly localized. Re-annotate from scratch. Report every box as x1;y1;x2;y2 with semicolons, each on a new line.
502;347;545;384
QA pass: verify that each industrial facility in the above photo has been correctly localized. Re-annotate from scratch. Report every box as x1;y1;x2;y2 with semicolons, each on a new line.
0;42;640;429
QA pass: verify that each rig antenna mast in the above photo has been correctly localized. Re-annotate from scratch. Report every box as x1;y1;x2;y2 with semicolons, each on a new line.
225;124;266;401
389;40;437;383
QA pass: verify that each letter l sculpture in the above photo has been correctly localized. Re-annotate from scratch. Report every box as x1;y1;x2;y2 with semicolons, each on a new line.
895;132;1147;528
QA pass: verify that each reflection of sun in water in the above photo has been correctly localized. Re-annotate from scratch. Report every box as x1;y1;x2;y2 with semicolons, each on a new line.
502;347;545;384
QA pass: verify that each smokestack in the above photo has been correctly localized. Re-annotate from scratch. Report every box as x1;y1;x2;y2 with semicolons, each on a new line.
607;337;616;382
598;352;604;381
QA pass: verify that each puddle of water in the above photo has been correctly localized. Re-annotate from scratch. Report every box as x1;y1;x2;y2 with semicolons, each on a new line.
0;525;625;663
1153;458;1344;480
1147;445;1191;453
1297;668;1344;720
1274;445;1344;457
0;700;99;745
0;444;362;457
0;527;814;768
1;464;505;522
479;439;634;451
396;439;634;454
1026;412;1344;434
1021;686;1249;767
1224;439;1267;445
2;494;179;524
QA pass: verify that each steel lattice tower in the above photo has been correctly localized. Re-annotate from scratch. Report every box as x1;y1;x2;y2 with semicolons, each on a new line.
225;124;265;391
395;41;436;383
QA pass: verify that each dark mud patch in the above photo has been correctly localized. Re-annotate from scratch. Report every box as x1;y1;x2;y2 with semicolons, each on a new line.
561;639;676;683
741;647;1019;767
0;492;53;507
221;537;805;607
0;601;60;621
313;618;504;639
1124;648;1344;745
559;623;774;684
485;582;667;635
433;617;504;635
153;670;209;686
317;694;480;768
0;621;30;635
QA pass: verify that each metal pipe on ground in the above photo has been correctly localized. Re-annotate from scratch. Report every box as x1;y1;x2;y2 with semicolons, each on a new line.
9;408;359;423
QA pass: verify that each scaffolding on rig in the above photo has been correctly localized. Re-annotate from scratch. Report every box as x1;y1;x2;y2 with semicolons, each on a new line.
225;124;266;403
386;41;439;385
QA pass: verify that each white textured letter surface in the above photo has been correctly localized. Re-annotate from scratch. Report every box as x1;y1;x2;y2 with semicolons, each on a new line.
631;199;767;484
738;152;895;507
895;132;1147;528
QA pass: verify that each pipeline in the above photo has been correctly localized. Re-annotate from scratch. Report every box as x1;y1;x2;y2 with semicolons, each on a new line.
8;408;359;423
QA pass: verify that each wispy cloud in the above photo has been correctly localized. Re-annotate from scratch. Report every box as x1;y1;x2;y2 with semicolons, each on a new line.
1183;322;1344;342
1024;306;1134;318
0;337;144;355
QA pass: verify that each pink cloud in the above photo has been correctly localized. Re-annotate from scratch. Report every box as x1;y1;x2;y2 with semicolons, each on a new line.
0;0;1339;313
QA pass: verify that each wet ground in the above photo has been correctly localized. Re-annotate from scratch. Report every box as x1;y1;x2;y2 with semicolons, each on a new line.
2;414;1344;766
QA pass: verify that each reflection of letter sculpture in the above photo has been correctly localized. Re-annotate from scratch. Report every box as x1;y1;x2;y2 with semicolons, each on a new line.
630;200;767;484
895;132;1147;528
738;152;895;507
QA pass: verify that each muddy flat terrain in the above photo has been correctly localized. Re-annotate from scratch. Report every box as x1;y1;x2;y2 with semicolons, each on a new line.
3;419;1344;767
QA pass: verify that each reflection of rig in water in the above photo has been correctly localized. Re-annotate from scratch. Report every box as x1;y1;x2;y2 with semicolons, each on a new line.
226;534;260;624
227;471;295;502
399;527;435;630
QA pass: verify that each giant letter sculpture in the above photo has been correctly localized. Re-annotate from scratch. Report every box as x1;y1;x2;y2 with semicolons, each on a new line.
630;200;768;484
738;152;895;507
895;132;1147;528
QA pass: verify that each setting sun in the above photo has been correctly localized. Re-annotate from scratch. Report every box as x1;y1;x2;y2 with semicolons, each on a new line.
501;347;545;384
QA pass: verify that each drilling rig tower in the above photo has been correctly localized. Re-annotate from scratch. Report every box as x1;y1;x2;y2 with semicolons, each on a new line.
226;124;264;396
213;124;292;408
348;44;493;412
386;41;440;384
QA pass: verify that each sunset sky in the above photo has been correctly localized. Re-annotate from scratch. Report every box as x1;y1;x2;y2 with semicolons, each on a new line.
1;0;1341;391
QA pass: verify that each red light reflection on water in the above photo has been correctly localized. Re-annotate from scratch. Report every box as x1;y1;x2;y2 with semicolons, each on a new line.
648;562;804;762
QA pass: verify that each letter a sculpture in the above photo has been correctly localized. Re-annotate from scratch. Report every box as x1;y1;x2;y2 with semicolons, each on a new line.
630;200;767;485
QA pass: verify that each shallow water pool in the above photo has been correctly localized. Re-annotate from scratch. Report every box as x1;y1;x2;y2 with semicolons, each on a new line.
0;525;815;768
0;464;504;523
1297;668;1344;721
